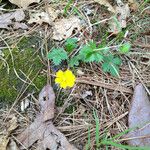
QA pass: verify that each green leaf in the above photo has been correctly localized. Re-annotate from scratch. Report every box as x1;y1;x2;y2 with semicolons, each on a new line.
102;55;121;77
85;52;103;63
112;57;122;65
98;43;110;54
69;55;80;67
64;0;73;14
119;42;131;54
47;48;68;65
109;64;119;76
65;38;78;52
79;42;103;63
102;62;110;72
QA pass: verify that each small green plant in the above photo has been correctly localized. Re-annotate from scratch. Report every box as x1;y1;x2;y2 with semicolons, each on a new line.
102;54;122;76
65;38;78;52
79;41;103;63
85;127;91;150
88;110;150;150
47;48;68;65
119;42;131;54
64;0;73;15
93;110;100;149
47;38;131;77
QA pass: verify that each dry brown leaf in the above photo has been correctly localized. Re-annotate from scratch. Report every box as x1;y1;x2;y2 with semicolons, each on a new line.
7;139;19;150
93;0;115;13
128;0;139;10
52;16;81;41
0;115;18;150
0;136;9;150
47;6;59;21
28;12;51;24
39;85;55;122
125;84;150;146
18;117;78;150
115;4;130;28
9;0;40;9
13;22;28;30
7;115;18;133
17;85;78;150
0;10;26;29
108;3;130;34
28;6;58;25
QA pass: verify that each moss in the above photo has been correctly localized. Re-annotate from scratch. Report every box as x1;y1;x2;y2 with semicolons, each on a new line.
64;105;75;114
0;36;46;103
56;98;64;107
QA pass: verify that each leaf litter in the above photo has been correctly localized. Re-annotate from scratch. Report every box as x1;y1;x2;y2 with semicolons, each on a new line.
0;0;149;149
0;9;28;29
28;6;59;25
108;0;130;34
52;16;81;41
17;85;78;150
93;0;116;13
9;0;40;9
0;115;18;150
125;84;150;147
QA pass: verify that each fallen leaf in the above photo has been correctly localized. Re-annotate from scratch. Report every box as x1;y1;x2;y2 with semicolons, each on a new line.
0;10;26;29
28;6;58;25
128;0;139;11
126;84;150;146
13;22;28;30
7;115;18;133
47;6;59;21
39;84;55;122
7;139;19;150
115;4;130;28
93;0;115;13
52;16;81;41
0;115;18;150
17;116;78;150
28;12;51;25
0;136;9;150
9;0;40;9
108;16;122;34
108;2;130;34
17;85;78;150
28;7;58;25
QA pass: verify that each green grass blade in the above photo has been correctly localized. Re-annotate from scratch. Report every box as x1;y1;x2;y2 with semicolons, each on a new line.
93;110;100;148
101;140;150;150
86;127;91;150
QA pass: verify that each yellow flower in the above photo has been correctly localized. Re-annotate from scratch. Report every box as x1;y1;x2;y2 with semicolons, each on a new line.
55;70;76;89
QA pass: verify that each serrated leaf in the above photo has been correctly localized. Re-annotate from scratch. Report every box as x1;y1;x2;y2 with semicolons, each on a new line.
69;55;80;67
79;45;92;57
102;55;121;77
85;52;103;63
47;48;68;65
79;42;103;63
88;41;97;49
119;42;131;54
110;64;119;76
112;57;122;65
102;62;110;72
65;38;78;52
101;47;110;54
